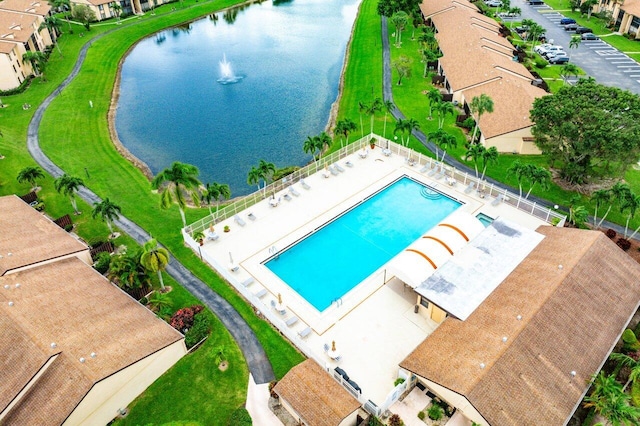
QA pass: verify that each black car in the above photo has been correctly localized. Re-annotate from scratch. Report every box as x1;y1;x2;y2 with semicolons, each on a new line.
528;0;544;5
564;23;578;31
515;26;529;34
548;55;570;64
581;32;598;40
575;27;593;34
560;17;576;25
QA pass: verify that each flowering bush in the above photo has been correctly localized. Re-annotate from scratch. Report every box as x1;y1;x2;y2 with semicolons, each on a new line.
169;305;204;332
605;228;617;239
617;238;632;251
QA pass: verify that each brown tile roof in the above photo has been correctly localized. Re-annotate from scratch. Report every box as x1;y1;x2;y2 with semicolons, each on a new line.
462;78;546;139
0;0;51;16
622;0;640;18
0;38;15;52
0;195;89;276
400;226;640;426
274;359;361;426
0;257;184;424
0;9;37;43
86;0;114;6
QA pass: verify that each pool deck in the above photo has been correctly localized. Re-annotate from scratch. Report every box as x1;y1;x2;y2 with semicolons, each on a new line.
191;147;550;406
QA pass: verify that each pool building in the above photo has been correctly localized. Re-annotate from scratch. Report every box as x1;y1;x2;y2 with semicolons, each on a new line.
184;137;640;426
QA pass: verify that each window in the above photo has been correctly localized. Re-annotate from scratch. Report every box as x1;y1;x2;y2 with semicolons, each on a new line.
420;297;430;308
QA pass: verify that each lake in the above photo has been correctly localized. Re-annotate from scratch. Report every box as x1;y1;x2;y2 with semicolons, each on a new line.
116;0;361;196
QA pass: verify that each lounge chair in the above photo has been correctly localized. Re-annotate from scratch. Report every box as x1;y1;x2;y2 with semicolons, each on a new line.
285;316;299;327
334;355;342;362
283;193;292;201
323;343;330;352
234;214;246;227
300;179;311;190
248;212;257;221
427;166;439;177
419;164;430;173
289;186;300;197
345;160;354;168
434;169;444;180
206;230;219;241
298;326;312;338
464;182;476;194
241;277;254;287
329;165;339;176
492;194;505;206
255;288;267;298
334;163;345;173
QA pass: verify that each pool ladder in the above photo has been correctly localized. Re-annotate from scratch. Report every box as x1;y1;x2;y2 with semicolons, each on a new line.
268;245;279;259
333;297;343;307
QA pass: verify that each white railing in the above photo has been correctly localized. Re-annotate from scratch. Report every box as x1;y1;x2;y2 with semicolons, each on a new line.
185;134;565;236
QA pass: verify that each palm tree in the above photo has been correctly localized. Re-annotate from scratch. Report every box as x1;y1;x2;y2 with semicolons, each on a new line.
364;98;382;135
610;353;640;392
52;0;72;33
22;51;47;80
112;1;122;23
527;22;546;53
390;11;409;46
151;162;201;228
591;188;613;229
334;118;357;148
421;48;441;78
418;27;437;51
247;166;262;191
620;192;640;239
479;146;498;181
108;252;151;291
381;101;394;139
434;100;455;129
425;88;441;120
524;165;551;198
561;63;580;84
465;143;485;178
201;182;231;217
428;129;457;162
140;239;170;291
469;94;494;144
315;132;332;157
16;166;45;191
303;135;319;160
39;16;63;56
54;174;84;214
568;35;581;58
358;101;367;136
506;160;528;197
399;118;420;147
258;159;276;190
91;198;121;237
394;119;408;146
583;372;640;426
508;7;521;28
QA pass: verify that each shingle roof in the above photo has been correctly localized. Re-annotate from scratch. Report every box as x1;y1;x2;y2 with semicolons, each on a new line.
274;359;361;426
0;257;184;424
0;38;15;52
400;226;640;425
0;9;37;43
621;0;640;18
0;195;88;276
0;0;51;16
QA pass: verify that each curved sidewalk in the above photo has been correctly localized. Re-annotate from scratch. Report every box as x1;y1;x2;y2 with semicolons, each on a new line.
26;27;275;384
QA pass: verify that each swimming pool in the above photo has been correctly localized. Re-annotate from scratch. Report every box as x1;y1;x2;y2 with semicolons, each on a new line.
264;177;462;311
476;213;494;227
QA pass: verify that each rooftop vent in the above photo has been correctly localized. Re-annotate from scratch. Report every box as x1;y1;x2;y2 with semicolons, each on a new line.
50;342;57;348
480;363;486;369
79;357;85;363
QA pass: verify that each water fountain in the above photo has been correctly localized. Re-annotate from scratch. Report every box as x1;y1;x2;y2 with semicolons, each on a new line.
217;53;243;84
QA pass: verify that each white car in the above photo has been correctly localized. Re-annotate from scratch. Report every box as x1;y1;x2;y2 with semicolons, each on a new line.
534;43;553;54
485;0;502;6
538;45;565;56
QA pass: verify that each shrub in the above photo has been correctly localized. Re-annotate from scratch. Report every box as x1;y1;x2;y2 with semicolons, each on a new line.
64;224;74;232
0;76;33;96
617;238;631;251
606;228;617;239
184;313;211;349
394;377;405;386
632;380;640;407
428;404;444;420
388;414;404;426
169;305;204;332
534;57;548;69
93;252;111;274
417;411;426;420
459;117;475;129
34;202;45;212
622;329;640;353
227;407;252;426
268;381;279;398
635;321;640;338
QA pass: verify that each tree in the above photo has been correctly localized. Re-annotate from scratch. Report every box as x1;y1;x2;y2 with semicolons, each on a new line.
151;162;201;228
583;372;640;426
398;117;420;147
568;35;581;58
39;16;63;56
530;79;640;184
91;198;121;237
258;159;276;189
506;160;528;197
524;165;551;198
364;97;382;135
201;182;230;217
247;166;262;191
377;0;421;17
469;94;494;144
108;252;151;291
523;21;545;53
418;27;437;51
381;101;394;139
433;100;455;129
334;118;357;148
428;129;457;162
479;146;498;181
393;55;413;85
421;48;441;78
71;4;96;31
425;87;441;120
610;352;640;392
465;143;485;178
620;192;640;239
581;0;598;20
560;63;580;83
390;11;409;47
54;174;84;214
22;51;47;80
52;0;72;33
112;2;122;23
508;7;521;28
16;166;44;190
591;188;613;229
140;239;170;291
358;101;367;136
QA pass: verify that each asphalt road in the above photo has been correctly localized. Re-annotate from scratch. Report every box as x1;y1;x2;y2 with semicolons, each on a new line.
507;0;640;94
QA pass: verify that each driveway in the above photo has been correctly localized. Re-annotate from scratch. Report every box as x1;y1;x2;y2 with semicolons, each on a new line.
509;0;640;94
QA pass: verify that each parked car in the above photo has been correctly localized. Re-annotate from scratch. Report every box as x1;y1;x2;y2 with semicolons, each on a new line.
528;0;544;5
498;11;519;17
560;18;576;25
515;26;529;34
539;45;565;57
542;49;567;59
548;53;570;64
581;32;598;40
534;43;553;54
575;27;593;34
564;23;578;31
485;0;502;7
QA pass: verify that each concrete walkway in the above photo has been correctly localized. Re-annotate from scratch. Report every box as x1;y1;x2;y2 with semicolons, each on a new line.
246;374;281;426
25;24;275;385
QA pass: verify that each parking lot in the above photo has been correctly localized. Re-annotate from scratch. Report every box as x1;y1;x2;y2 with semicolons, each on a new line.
512;0;640;94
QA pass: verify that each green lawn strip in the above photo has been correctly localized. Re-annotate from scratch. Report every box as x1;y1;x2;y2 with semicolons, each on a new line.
113;310;248;426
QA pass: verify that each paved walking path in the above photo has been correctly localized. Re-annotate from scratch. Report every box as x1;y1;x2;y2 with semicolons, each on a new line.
26;27;275;385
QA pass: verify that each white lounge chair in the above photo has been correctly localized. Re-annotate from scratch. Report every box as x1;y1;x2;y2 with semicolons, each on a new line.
255;288;267;298
285;316;299;327
298;326;312;338
248;212;257;221
419;164;430;173
289;186;300;197
427;166;440;177
241;277;254;287
345;160;354;168
300;179;311;190
329;165;339;176
334;163;345;173
283;193;292;201
464;182;476;194
234;214;246;227
492;194;506;206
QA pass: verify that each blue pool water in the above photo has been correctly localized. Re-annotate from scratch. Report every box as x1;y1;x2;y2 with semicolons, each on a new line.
264;177;461;311
476;213;494;227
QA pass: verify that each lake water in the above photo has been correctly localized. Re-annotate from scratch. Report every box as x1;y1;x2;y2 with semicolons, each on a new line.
116;0;361;196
